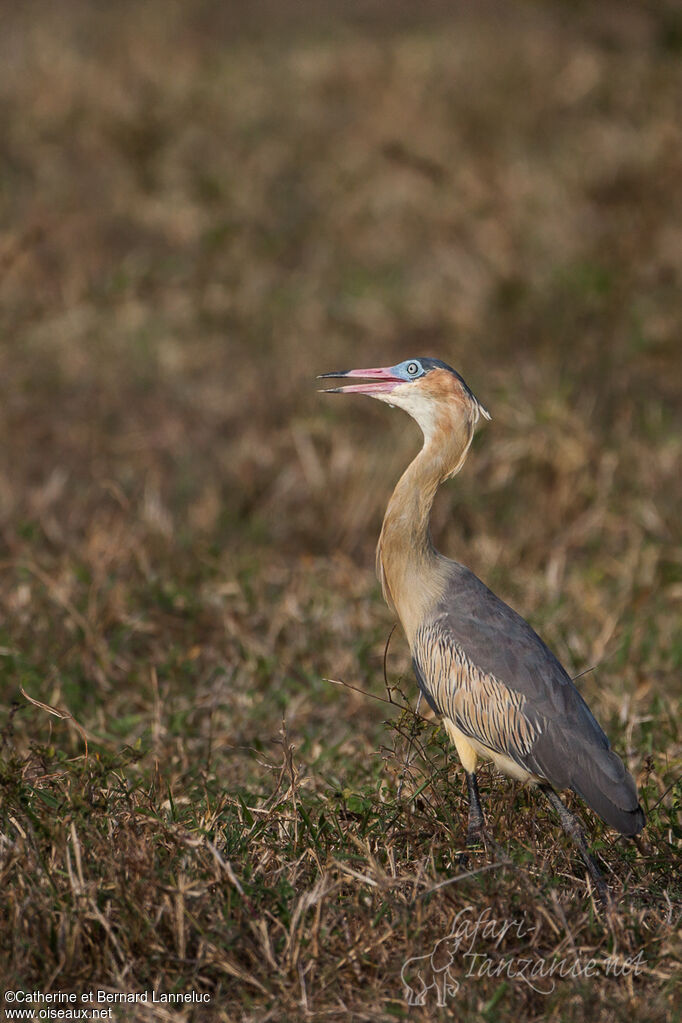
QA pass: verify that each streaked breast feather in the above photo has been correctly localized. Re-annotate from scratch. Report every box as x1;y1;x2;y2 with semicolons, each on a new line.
413;620;542;763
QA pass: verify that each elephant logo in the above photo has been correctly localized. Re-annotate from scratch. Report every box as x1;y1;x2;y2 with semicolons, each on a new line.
401;934;461;1006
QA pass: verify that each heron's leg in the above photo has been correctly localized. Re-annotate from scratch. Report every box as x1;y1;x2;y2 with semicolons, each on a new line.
442;720;485;847
465;771;485;846
539;784;610;906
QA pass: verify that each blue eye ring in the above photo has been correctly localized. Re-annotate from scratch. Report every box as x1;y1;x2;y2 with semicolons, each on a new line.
406;361;421;376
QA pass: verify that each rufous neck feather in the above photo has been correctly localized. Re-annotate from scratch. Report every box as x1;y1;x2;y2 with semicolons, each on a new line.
376;405;477;643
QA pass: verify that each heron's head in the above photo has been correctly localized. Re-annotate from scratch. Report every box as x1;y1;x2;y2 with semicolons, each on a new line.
319;358;490;443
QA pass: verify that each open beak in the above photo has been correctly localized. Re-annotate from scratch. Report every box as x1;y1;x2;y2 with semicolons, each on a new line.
317;366;403;395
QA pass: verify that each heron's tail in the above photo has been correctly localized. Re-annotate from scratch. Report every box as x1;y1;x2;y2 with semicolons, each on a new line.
569;745;645;836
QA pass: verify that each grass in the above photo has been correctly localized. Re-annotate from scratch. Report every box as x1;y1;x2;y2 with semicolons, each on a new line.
0;1;681;1019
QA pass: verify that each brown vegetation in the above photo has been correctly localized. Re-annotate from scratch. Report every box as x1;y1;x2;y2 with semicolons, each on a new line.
0;1;680;1019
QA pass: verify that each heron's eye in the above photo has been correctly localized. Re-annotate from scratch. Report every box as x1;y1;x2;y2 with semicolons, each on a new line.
406;362;420;376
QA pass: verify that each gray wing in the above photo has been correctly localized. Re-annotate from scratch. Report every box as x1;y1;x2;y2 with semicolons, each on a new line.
412;562;644;835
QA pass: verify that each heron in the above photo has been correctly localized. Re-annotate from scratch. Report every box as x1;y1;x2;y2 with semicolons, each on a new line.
320;357;644;900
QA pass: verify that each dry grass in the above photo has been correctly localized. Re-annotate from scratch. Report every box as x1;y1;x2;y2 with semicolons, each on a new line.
0;1;680;1019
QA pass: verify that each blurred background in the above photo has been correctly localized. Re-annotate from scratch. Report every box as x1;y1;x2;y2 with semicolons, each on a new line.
0;0;680;1006
1;0;679;741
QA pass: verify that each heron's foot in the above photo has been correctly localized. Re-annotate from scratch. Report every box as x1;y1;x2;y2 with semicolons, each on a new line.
457;820;486;868
466;820;485;848
539;784;613;912
462;815;487;862
584;852;612;910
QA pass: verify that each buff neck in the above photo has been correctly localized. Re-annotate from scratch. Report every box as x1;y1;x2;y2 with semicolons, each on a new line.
376;413;475;643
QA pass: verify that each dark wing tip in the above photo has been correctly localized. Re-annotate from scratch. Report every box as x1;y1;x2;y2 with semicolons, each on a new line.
624;804;646;836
